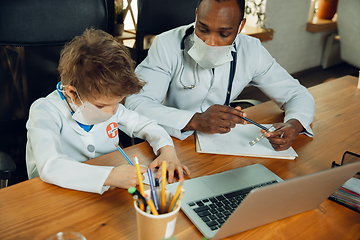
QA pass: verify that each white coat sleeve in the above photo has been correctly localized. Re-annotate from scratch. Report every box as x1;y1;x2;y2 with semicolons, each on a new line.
125;35;195;140
26;101;113;194
116;105;174;154
250;40;315;136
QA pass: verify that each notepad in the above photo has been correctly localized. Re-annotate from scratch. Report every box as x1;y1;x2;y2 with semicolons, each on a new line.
343;177;360;195
196;124;298;160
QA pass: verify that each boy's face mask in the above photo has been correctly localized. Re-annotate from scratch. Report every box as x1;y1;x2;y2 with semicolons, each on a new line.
69;92;113;125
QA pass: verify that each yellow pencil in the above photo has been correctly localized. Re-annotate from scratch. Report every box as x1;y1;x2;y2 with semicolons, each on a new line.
146;198;159;215
161;161;167;214
134;155;145;196
172;188;185;212
168;180;184;212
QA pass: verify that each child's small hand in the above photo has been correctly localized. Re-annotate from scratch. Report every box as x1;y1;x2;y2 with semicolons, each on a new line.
148;145;190;183
105;164;147;189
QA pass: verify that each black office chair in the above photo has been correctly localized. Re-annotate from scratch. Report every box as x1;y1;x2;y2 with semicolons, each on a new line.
0;0;115;186
135;0;198;64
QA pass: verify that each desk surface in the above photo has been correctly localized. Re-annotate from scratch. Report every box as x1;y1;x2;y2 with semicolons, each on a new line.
1;76;360;240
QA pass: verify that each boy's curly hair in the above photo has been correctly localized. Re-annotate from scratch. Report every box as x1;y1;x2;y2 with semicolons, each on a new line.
58;28;144;100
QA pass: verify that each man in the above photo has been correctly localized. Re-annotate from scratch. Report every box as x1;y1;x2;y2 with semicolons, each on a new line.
125;0;315;151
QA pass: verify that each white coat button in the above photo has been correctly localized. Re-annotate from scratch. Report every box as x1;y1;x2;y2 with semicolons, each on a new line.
87;144;95;153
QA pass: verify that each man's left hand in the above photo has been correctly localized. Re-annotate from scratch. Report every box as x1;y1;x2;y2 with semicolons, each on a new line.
261;119;304;151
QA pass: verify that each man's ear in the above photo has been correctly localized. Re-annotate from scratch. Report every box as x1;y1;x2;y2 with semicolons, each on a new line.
64;85;78;101
238;18;246;34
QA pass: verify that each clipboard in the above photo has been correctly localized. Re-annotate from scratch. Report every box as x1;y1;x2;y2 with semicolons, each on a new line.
328;151;360;213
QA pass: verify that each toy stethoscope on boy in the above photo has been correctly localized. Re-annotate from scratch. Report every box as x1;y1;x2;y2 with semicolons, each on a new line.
178;23;242;106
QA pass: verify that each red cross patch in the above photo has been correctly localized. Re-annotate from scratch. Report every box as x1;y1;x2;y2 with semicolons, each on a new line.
106;122;118;138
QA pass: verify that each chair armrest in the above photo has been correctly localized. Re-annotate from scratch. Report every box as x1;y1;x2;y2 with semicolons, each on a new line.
0;151;16;180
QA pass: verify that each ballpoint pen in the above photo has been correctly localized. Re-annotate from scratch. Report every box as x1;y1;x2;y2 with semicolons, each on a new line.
161;161;167;214
113;142;134;165
147;168;159;211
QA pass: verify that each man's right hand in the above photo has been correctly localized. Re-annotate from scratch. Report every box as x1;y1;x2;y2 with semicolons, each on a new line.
182;104;247;134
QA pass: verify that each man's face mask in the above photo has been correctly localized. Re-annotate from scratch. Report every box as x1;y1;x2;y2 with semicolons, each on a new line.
188;21;242;69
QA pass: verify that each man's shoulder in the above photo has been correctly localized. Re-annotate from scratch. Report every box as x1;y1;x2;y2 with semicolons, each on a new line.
236;33;262;47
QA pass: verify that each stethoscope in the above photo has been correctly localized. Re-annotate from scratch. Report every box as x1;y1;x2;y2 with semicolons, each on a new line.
179;26;237;106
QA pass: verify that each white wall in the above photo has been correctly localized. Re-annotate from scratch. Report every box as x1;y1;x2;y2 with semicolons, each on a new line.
260;0;337;74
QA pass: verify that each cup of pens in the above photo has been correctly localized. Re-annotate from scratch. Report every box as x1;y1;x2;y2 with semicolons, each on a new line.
129;160;184;240
133;189;181;240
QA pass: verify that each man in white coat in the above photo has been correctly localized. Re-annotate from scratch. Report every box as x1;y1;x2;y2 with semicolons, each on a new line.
125;0;315;151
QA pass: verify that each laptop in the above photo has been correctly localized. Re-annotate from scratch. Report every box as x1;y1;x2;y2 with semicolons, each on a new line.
166;161;360;239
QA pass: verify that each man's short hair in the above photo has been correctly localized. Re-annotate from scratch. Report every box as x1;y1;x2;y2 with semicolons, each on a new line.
58;28;144;100
197;0;245;20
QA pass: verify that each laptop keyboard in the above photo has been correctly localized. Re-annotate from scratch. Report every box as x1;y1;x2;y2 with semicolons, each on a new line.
187;180;279;231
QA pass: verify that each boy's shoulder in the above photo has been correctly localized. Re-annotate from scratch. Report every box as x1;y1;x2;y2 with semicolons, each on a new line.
30;90;67;115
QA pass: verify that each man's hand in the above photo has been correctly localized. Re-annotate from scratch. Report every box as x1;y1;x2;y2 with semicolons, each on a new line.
261;119;304;151
148;145;190;183
182;104;247;134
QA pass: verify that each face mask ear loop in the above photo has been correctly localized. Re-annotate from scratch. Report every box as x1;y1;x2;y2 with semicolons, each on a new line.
75;90;84;105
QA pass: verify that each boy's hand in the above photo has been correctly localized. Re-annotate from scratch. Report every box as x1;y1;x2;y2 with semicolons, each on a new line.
148;145;190;183
104;164;147;189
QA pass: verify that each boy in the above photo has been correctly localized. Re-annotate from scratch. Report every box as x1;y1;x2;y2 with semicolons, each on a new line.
26;29;190;194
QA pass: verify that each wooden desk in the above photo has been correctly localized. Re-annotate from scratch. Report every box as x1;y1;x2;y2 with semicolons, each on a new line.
1;76;360;240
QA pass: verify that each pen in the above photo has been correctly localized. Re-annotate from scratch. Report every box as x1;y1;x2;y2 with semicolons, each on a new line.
113;142;134;166
128;187;148;211
147;168;159;211
161;161;167;214
168;180;184;212
134;155;145;196
240;116;269;131
154;178;161;211
132;195;140;208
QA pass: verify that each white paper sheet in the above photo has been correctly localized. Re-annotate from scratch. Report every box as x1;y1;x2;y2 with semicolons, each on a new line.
196;124;298;160
343;177;360;195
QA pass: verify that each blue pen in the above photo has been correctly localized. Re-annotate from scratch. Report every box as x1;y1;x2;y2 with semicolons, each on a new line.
113;142;134;166
147;168;159;211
